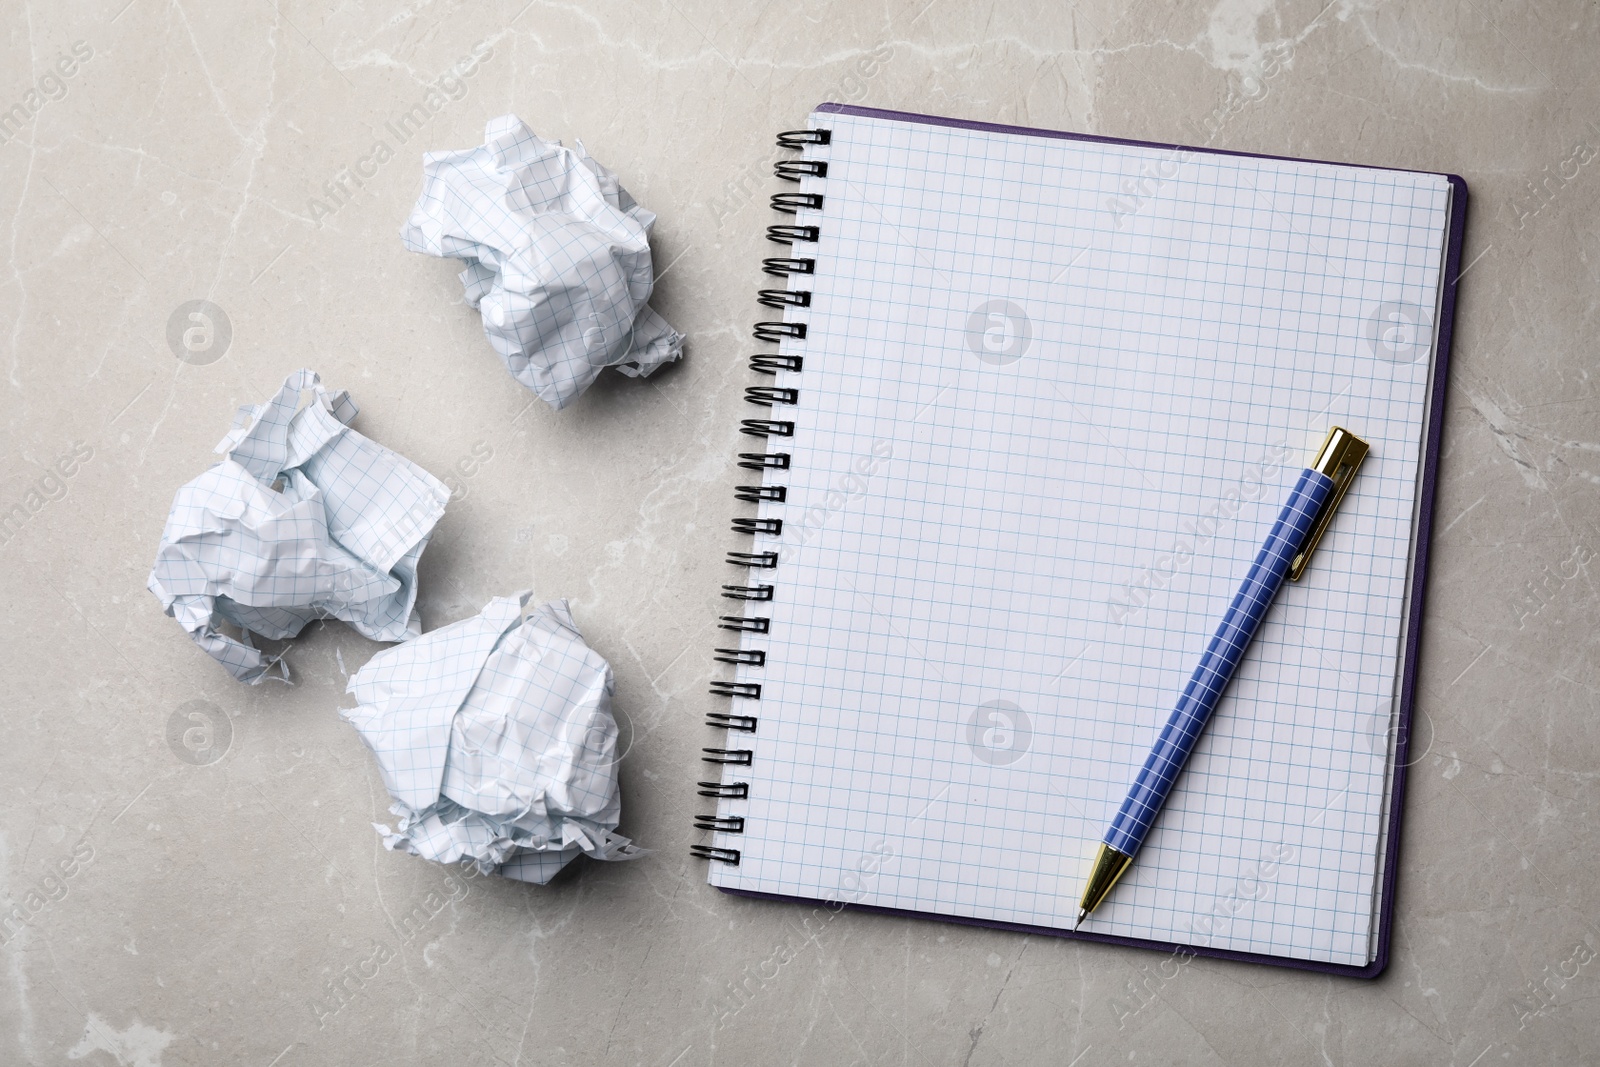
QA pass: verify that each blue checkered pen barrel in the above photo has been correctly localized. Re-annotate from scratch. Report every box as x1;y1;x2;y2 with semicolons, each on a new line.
1075;428;1370;928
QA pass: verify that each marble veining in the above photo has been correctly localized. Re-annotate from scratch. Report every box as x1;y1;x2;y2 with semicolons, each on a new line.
1;0;1596;1064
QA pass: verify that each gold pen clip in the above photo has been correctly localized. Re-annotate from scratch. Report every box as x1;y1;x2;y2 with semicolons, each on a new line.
1289;427;1370;581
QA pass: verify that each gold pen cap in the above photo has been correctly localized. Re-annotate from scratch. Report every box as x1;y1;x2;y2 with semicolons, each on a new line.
1289;427;1369;581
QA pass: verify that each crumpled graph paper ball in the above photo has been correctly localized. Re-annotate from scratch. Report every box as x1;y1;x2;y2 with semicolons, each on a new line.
344;592;645;884
148;370;448;683
401;114;684;410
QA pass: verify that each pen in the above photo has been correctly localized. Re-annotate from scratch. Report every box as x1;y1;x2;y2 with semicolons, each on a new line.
1076;427;1370;928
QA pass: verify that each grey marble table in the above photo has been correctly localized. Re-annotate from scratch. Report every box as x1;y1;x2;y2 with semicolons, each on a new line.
1;1;1595;1064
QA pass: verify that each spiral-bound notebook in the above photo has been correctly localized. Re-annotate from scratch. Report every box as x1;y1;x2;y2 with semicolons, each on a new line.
696;104;1466;976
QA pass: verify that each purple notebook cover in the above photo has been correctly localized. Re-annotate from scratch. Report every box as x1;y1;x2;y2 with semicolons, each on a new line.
719;102;1470;979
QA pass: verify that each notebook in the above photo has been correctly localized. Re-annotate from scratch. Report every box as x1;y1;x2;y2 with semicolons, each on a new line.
695;104;1466;976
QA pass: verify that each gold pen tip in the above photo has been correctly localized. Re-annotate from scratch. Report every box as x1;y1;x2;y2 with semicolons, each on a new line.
1077;845;1135;923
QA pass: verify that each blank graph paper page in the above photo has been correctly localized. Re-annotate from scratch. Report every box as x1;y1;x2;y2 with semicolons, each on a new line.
709;107;1452;968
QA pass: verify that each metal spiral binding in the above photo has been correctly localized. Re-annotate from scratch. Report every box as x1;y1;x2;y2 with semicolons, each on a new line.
698;781;749;798
732;521;781;541
771;192;823;213
758;289;810;308
724;552;777;568
762;258;814;277
751;354;803;374
740;420;793;438
775;160;827;180
745;387;798;406
690;845;742;863
737;452;790;470
776;129;830;149
696;124;830;868
754;322;806;341
768;225;819;244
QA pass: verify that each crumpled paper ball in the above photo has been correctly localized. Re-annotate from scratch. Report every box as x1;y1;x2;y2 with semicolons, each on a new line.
400;114;684;410
148;370;448;683
343;591;645;884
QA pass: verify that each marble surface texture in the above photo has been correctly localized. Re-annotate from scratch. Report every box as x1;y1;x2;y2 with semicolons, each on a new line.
2;1;1596;1065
